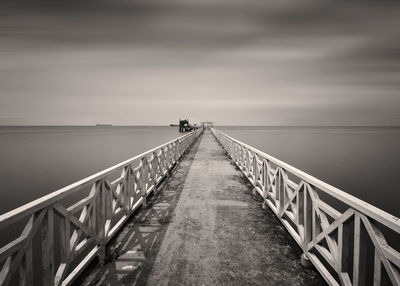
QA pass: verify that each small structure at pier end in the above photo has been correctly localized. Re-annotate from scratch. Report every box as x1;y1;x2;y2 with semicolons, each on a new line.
179;118;201;132
179;119;192;132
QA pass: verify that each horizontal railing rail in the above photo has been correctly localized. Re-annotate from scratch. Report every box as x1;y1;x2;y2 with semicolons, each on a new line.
211;128;400;286
0;128;203;286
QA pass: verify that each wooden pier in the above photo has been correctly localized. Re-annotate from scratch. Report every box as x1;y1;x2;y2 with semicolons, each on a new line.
76;129;323;285
0;128;399;285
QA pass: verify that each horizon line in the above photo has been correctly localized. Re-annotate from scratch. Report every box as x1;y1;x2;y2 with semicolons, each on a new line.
1;124;400;127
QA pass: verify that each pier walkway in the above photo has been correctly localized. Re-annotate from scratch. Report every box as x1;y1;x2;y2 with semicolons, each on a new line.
77;130;323;285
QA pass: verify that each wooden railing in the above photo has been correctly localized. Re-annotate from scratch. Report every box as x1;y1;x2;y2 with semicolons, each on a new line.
211;128;400;286
0;128;202;286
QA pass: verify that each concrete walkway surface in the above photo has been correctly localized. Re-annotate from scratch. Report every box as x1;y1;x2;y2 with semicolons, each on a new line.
77;130;325;285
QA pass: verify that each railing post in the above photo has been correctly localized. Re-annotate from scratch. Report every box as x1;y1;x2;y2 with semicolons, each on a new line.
42;207;55;286
151;152;159;192
174;141;180;162
276;168;286;215
98;180;107;262
177;139;182;158
162;148;166;176
130;165;137;205
239;145;242;165
252;153;258;195
301;183;313;267
232;142;236;162
245;149;250;176
121;168;128;212
59;215;70;276
139;158;148;206
105;179;113;240
166;146;171;170
338;219;353;283
235;143;239;164
353;212;367;286
304;184;313;246
262;159;270;209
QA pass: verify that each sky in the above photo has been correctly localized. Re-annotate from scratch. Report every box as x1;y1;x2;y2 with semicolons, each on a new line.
1;0;400;126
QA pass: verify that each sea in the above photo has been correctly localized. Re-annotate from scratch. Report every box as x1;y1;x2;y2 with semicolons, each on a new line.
0;125;399;218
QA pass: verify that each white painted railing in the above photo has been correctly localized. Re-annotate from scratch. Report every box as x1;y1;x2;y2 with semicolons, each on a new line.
0;128;202;286
211;128;400;286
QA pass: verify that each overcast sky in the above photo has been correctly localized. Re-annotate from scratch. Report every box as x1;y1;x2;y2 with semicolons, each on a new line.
1;0;400;125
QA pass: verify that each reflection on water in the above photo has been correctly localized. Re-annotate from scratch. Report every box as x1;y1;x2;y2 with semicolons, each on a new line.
219;126;400;217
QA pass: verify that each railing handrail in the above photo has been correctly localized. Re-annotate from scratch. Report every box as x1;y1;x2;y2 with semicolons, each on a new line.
211;128;400;233
211;127;400;286
0;131;197;228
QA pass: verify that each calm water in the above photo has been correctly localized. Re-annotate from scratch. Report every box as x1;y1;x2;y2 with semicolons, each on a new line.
0;126;399;219
218;126;400;218
0;126;180;214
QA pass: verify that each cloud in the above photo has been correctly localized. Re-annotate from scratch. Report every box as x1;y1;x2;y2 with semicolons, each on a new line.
1;0;400;125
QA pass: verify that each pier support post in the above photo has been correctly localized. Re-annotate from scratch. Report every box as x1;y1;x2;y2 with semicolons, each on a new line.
300;253;312;268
